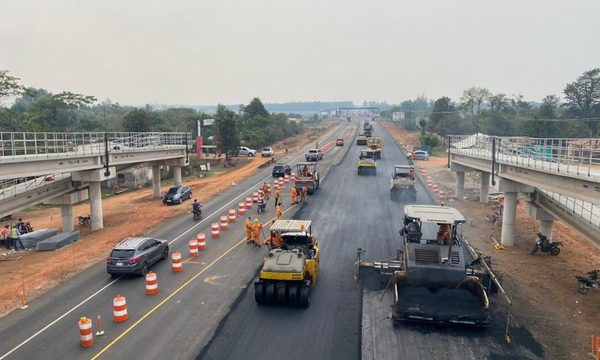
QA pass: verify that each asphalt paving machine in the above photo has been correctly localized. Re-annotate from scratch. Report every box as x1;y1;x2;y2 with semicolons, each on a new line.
367;137;382;159
390;165;416;202
255;220;319;307
294;162;320;194
357;149;377;176
355;205;502;327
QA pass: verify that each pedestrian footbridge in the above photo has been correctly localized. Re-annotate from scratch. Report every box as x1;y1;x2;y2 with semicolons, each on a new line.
0;131;191;231
448;134;600;247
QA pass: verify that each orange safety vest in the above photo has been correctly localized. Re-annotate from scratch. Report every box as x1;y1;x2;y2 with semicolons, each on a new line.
245;220;253;231
275;189;281;198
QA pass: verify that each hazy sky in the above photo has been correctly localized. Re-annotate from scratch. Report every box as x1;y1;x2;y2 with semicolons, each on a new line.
1;0;599;106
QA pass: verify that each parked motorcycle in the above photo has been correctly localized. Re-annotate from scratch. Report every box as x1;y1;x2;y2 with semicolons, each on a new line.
530;234;562;256
78;215;91;226
576;270;599;294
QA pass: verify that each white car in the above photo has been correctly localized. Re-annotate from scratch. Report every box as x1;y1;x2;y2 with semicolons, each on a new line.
238;146;256;157
261;147;274;157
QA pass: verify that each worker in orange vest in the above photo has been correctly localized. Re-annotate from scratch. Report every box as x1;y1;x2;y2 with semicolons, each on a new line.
275;204;283;219
290;186;298;205
245;217;253;244
252;219;263;247
300;187;308;203
274;186;281;208
262;182;270;200
264;231;283;249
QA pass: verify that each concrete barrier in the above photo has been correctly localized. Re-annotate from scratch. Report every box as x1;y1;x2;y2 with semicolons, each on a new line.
20;228;59;248
36;231;80;251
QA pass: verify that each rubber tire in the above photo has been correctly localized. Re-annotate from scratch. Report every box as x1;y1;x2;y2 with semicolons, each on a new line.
288;286;298;306
140;262;149;276
249;153;255;157
550;247;561;256
276;284;287;304
299;286;311;308
255;283;265;304
265;283;275;304
577;281;588;294
161;247;169;260
530;248;538;256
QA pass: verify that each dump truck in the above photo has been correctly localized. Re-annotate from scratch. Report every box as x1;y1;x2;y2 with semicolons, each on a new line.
356;134;368;145
355;205;500;327
390;165;416;201
254;220;319;307
295;162;320;194
357;149;377;175
367;137;382;159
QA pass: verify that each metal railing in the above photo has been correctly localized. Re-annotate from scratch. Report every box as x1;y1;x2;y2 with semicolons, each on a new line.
449;135;600;179
539;190;600;231
0;173;71;201
0;132;191;160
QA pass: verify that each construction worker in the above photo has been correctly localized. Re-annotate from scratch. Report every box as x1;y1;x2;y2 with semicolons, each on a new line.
275;204;283;220
262;182;270;200
252;219;263;247
274;186;281;207
290;186;298;205
302;165;309;177
264;231;283;249
11;225;24;251
300;187;308;203
245;217;253;244
437;224;451;245
1;225;8;249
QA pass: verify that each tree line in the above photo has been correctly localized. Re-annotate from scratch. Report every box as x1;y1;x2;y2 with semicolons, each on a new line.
382;68;600;142
0;71;302;154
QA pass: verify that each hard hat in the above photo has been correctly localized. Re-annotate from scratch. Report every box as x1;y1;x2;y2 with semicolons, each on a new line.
254;218;259;223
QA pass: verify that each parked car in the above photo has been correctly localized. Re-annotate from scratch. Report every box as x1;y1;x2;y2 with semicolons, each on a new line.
305;148;323;161
272;163;292;178
336;138;344;146
106;237;169;276
262;147;274;157
408;150;430;161
162;185;192;204
238;146;256;157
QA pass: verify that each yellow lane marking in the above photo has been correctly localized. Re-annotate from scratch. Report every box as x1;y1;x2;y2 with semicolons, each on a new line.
90;205;297;359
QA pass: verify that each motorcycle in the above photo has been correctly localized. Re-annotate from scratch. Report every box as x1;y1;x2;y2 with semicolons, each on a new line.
530;236;562;256
576;270;599;294
193;208;202;221
78;215;91;226
256;200;266;214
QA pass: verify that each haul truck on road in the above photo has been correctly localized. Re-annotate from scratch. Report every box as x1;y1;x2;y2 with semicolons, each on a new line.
390;165;416;201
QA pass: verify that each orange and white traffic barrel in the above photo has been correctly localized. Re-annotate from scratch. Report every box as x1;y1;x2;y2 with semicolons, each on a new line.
267;183;271;191
259;189;264;197
197;233;206;250
171;251;183;272
245;197;253;209
112;295;128;322
189;239;198;257
291;172;296;181
284;175;289;184
145;272;158;295
220;215;229;230
211;222;220;238
432;185;439;193
278;177;284;186
78;317;93;348
228;208;236;222
238;202;246;216
252;192;259;202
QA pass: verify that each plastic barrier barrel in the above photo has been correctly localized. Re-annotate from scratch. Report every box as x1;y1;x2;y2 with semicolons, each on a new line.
189;239;198;257
113;295;128;322
197;233;206;250
245;197;253;209
211;223;220;238
171;251;183;272
228;209;236;223
145;272;158;295
238;202;246;216
78;317;93;348
284;175;289;184
252;192;259;203
220;216;229;230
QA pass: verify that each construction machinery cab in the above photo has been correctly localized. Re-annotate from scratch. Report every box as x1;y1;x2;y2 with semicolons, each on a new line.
255;220;319;307
295;162;320;194
393;165;414;180
359;149;375;160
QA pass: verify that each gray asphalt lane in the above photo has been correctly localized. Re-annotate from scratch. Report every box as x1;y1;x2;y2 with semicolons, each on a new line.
0;121;351;360
198;120;415;360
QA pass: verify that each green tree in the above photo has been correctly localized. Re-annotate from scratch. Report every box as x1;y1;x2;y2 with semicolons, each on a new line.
538;95;560;118
123;109;152;132
214;105;240;158
563;68;600;117
243;97;270;119
418;119;427;134
429;97;454;132
0;70;25;100
488;93;510;112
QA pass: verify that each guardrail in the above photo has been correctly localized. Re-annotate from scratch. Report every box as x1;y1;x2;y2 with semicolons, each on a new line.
0;132;191;160
0;173;71;201
539;190;600;231
448;135;600;179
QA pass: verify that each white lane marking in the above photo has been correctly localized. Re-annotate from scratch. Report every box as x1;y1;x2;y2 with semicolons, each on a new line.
0;125;344;359
0;279;118;360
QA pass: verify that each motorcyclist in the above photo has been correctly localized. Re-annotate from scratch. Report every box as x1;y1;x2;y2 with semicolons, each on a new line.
256;195;266;213
536;232;548;247
192;199;202;216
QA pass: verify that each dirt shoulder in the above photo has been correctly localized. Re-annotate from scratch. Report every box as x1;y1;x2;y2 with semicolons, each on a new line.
0;120;340;318
386;123;600;359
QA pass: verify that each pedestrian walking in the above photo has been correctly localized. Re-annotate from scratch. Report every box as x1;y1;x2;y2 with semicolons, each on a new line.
300;187;308;203
262;182;270;200
252;219;263;247
274;186;281;208
245;217;253;244
290;187;298;205
1;225;9;249
275;204;283;220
